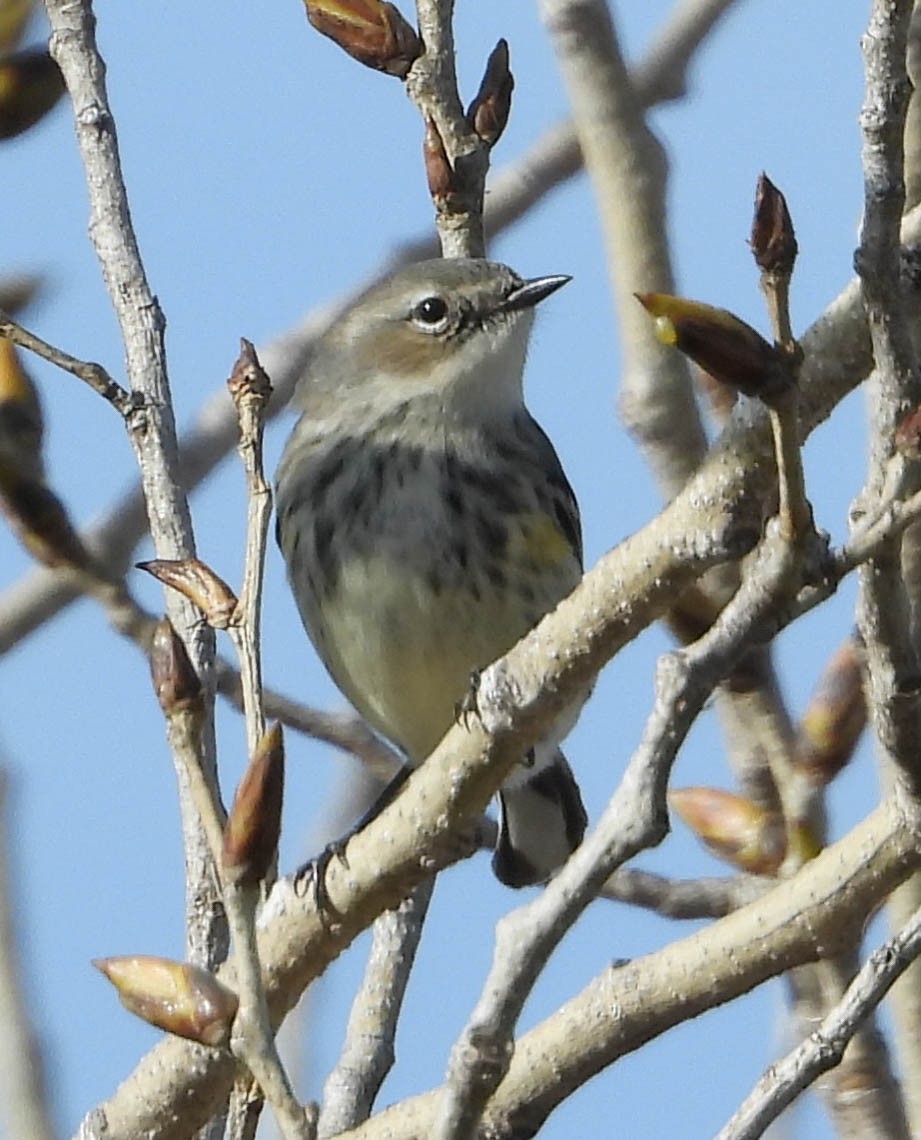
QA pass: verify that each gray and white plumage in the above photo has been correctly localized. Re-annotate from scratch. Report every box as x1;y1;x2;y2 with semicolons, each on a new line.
276;258;587;886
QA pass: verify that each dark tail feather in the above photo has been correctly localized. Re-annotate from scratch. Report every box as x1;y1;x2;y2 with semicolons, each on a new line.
492;753;587;888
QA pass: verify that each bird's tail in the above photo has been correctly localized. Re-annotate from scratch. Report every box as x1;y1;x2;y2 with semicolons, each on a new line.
492;751;587;888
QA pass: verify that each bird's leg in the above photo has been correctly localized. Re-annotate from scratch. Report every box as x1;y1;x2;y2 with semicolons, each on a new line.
293;765;414;917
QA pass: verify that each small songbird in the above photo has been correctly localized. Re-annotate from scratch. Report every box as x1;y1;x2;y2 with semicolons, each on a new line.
275;258;587;887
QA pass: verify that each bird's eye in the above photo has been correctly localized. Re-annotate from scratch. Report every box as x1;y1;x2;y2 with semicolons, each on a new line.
411;295;449;329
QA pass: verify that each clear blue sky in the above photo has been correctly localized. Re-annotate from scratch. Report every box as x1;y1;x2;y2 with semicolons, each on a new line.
0;2;882;1137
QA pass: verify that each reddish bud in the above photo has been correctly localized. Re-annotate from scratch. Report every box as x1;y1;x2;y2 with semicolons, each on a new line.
137;558;238;629
227;338;271;411
423;116;456;205
466;39;513;147
149;618;203;717
636;291;794;406
223;723;285;886
751;173;798;278
94;955;238;1047
304;0;422;79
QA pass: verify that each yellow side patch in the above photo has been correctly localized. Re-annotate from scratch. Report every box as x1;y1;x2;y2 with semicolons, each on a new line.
516;513;574;567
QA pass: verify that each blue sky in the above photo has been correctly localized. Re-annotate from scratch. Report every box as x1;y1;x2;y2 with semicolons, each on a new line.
0;2;884;1137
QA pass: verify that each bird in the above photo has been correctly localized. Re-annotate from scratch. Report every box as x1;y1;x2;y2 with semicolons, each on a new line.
275;257;587;887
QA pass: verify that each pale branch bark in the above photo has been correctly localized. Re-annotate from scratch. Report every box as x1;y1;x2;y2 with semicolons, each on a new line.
538;0;707;500
432;494;817;1139
224;879;314;1140
72;211;921;1135
597;865;765;918
226;344;272;758
42;0;225;975
338;799;921;1140
853;4;921;1133
810;949;908;1138
718;899;921;1140
857;0;921;797
536;0;814;934
406;0;489;257
317;880;435;1138
881;843;921;1134
0;772;56;1140
0;308;136;416
0;0;744;657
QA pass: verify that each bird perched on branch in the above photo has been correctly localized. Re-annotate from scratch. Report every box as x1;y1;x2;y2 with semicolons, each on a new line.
276;257;587;887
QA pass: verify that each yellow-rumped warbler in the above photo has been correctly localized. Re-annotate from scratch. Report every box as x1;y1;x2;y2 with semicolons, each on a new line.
275;258;587;887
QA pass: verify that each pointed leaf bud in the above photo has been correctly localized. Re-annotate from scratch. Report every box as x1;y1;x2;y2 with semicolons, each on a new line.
227;338;271;411
0;48;65;140
751;173;798;278
669;786;786;875
423;115;456;205
93;956;238;1047
223;723;285;886
795;639;866;784
466;39;513;147
635;292;794;406
137;558;238;629
304;0;422;79
149;618;203;717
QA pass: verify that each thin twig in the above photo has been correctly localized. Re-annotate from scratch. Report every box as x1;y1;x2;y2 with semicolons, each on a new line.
0;0;745;661
42;0;225;979
598;866;764;918
717;902;921;1140
432;516;804;1140
407;0;489;257
225;880;315;1140
318;880;435;1137
71;465;921;1138
0;309;136;417
0;771;56;1140
226;341;272;756
538;0;707;500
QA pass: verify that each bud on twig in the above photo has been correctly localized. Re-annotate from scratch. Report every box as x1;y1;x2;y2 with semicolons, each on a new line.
466;39;513;147
227;338;271;413
303;0;422;79
149;618;203;717
751;173;798;278
223;722;285;886
0;48;65;140
669;786;786;875
795;639;866;785
137;558;238;629
93;955;238;1047
423;115;457;206
635;291;794;406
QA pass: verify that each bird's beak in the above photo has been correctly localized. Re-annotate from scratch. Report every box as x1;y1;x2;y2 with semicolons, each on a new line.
503;274;572;312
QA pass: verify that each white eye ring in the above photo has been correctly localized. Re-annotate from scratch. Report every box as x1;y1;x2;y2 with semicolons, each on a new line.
410;295;450;332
